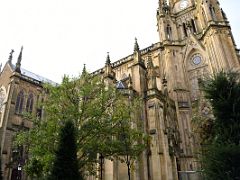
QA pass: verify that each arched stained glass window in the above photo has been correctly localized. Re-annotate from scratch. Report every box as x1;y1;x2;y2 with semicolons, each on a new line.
26;93;34;113
15;90;24;114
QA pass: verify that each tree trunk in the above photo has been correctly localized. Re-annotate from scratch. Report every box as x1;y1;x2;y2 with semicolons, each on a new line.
100;154;104;180
127;155;131;180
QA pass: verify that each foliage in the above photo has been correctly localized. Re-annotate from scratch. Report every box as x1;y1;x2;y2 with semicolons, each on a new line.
48;120;82;180
15;72;147;178
202;71;240;144
110;95;147;180
202;144;240;180
200;71;240;179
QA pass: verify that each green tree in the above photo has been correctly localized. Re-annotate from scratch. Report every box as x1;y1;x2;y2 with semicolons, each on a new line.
80;87;147;180
201;71;240;179
48;120;82;180
110;93;147;180
15;72;147;179
15;73;107;177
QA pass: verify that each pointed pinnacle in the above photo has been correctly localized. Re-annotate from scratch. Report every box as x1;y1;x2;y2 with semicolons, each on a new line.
17;46;23;63
106;52;111;65
15;46;23;73
134;38;140;52
82;64;87;74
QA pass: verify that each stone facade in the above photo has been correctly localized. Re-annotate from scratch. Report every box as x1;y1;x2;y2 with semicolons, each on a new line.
0;0;240;179
0;49;51;179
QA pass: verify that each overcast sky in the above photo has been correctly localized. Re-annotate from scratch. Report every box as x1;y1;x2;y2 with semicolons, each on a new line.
0;0;239;83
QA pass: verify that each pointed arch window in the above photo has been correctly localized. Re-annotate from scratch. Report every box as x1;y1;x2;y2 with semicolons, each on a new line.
166;24;172;40
209;5;216;20
191;19;197;33
15;90;24;114
26;93;34;113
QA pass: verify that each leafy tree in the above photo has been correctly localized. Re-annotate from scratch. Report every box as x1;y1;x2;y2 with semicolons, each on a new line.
15;72;147;179
15;73;107;177
110;93;147;180
48;120;82;180
200;71;240;179
80;86;147;179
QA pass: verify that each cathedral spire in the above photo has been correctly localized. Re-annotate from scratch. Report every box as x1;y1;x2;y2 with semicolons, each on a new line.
15;46;23;73
8;49;14;64
134;38;139;52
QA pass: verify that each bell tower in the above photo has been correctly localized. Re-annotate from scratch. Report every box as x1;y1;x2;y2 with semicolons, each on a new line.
156;0;240;173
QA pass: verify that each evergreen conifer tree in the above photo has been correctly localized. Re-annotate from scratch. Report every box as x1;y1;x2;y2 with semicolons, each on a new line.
48;120;82;180
201;71;240;179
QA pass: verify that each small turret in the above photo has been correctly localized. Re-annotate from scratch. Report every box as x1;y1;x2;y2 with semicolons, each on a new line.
133;38;144;67
134;37;140;52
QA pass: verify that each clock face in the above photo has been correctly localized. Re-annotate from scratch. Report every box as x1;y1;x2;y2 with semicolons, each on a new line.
192;55;202;65
179;0;189;10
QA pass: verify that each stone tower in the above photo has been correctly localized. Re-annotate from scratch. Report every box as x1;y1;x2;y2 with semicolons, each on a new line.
156;0;240;173
92;0;240;179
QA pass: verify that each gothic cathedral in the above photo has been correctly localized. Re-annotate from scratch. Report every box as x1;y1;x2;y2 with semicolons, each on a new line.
0;0;239;179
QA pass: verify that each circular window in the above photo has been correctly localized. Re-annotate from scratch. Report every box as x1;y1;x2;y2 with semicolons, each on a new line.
192;54;202;65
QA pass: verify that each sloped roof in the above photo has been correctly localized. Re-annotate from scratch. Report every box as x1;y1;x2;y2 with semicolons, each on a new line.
116;80;126;89
11;64;57;86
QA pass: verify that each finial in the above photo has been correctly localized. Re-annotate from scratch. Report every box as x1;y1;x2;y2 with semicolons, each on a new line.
106;52;111;65
15;46;23;73
8;49;14;64
134;38;140;52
